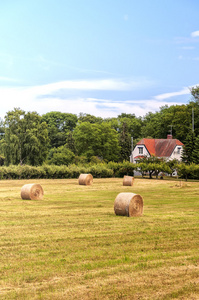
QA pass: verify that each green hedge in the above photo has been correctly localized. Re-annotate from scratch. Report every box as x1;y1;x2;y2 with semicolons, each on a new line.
1;162;198;180
107;161;136;177
0;163;114;180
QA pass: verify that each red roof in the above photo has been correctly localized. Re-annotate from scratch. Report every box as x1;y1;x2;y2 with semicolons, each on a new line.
137;138;184;157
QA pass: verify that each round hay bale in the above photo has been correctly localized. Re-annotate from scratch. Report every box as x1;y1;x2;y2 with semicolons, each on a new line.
21;183;44;200
114;192;143;217
78;173;93;185
123;175;134;186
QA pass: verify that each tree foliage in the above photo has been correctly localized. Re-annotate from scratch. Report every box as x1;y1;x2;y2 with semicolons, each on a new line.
73;122;120;161
78;113;103;124
41;111;78;148
190;85;199;102
136;156;171;179
2;108;49;166
119;122;131;161
47;145;75;166
181;129;196;164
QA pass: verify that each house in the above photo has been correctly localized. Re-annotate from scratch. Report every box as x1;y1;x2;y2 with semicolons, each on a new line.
130;135;184;163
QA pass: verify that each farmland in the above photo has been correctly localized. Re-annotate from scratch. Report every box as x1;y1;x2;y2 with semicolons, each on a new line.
0;178;198;299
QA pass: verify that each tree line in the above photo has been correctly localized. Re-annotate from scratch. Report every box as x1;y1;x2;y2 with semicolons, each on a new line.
0;86;199;167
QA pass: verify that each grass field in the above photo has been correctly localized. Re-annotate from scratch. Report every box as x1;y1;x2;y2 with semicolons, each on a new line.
0;178;198;299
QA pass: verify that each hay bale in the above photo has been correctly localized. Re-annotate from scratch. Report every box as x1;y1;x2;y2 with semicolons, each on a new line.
123;175;134;186
21;183;44;200
78;173;93;185
114;192;143;217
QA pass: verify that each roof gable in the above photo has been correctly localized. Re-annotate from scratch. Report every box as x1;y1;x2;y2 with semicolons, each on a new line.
137;138;156;155
137;138;184;157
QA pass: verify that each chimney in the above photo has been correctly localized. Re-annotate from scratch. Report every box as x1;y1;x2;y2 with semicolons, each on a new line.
167;134;172;139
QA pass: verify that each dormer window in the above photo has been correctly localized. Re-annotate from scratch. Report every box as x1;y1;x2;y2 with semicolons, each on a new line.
177;147;181;154
138;147;143;154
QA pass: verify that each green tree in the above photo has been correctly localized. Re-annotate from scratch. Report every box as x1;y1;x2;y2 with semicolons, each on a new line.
136;156;166;179
78;113;103;124
190;85;199;102
0;118;5;141
73;122;100;159
73;122;120;161
167;159;179;176
141;111;163;138
141;104;194;144
66;131;77;154
119;122;131;161
192;135;199;164
48;145;75;165
3;108;49;166
103;117;120;131
181;129;196;164
99;122;120;161
118;113;143;140
41;111;78;148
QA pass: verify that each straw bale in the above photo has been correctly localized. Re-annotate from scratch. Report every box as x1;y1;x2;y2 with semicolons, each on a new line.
123;175;134;186
114;192;143;217
21;183;44;200
78;173;93;185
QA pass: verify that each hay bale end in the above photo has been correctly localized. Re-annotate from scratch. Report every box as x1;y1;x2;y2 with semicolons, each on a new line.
78;173;93;185
21;183;44;200
114;192;143;217
123;175;134;186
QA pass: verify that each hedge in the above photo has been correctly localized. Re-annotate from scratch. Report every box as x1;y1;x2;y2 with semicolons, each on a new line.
1;162;199;180
0;163;114;180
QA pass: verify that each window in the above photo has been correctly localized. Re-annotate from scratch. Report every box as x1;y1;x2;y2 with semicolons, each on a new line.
138;147;143;154
177;147;181;154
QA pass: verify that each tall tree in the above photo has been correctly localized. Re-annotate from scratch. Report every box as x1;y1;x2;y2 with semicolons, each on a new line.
41;111;78;148
78;113;103;124
141;104;195;144
3;108;49;165
66;131;77;154
73;122;120;161
190;85;199;102
192;135;199;164
118;113;143;140
141;111;163;138
181;128;196;164
119;122;131;161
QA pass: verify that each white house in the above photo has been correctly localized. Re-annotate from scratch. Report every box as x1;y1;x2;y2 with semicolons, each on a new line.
130;135;184;163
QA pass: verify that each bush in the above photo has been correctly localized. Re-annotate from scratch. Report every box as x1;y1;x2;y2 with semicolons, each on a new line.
177;163;199;180
1;162;198;180
48;146;75;166
89;164;113;178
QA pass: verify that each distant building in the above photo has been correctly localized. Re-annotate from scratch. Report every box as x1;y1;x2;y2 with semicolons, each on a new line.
130;135;184;163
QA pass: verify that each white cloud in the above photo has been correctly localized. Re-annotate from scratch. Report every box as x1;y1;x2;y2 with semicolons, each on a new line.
31;78;152;93
0;80;196;120
0;78;153;119
191;30;199;38
154;87;190;101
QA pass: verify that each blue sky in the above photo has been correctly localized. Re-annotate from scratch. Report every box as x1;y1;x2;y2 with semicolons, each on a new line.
0;0;199;119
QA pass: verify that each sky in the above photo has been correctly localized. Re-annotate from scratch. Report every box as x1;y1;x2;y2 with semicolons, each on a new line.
0;0;199;120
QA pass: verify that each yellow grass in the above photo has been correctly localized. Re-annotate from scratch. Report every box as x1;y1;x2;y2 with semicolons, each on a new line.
0;178;198;299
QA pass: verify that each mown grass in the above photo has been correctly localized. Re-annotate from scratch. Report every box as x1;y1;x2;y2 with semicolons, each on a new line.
0;178;198;299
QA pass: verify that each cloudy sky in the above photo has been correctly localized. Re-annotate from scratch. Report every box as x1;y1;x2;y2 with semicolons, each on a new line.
0;0;199;119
